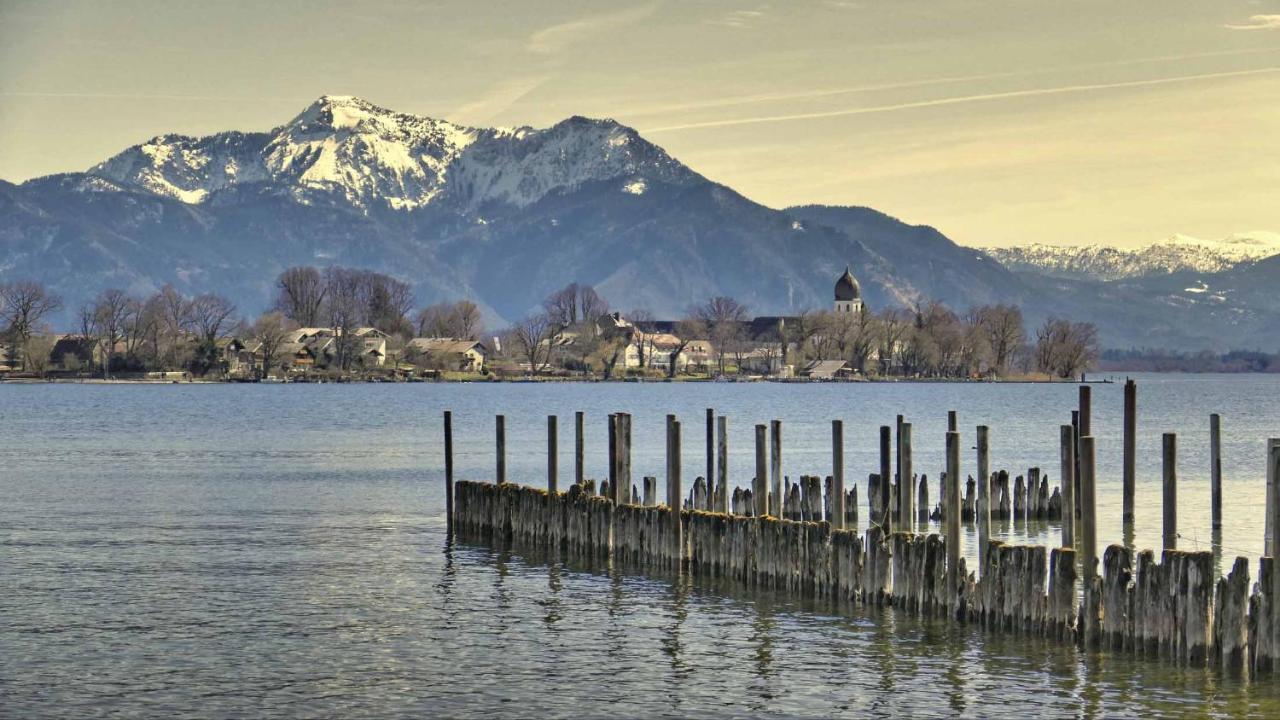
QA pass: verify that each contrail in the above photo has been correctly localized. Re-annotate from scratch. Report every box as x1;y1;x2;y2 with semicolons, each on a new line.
641;66;1280;133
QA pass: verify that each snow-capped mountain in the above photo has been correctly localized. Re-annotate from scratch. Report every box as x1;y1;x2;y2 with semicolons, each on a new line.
980;233;1280;281
89;95;696;212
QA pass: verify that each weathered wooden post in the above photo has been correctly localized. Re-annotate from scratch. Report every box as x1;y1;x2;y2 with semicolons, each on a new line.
770;419;783;517
1123;379;1136;523
901;422;914;531
547;415;558;493
496;414;506;484
1269;438;1280;557
1079;384;1092;436
895;414;904;503
833;419;845;530
976;425;990;568
575;411;585;486
947;410;957;433
668;415;683;565
1210;413;1222;529
880;425;892;532
1071;410;1081;519
607;413;618;502
704;409;715;511
946;430;961;610
755;424;768;516
1163;432;1177;551
1060;425;1075;547
619;413;632;505
444;410;454;534
716;416;729;514
1080;435;1098;584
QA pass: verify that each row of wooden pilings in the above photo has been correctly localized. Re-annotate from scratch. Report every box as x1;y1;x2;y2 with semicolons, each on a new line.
443;382;1280;675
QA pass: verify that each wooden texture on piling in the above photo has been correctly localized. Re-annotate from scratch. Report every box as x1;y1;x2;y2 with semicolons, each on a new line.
770;420;783;518
668;416;683;565
1267;439;1279;558
444;410;454;533
547;415;558;493
496;414;506;484
976;425;990;570
754;424;768;517
1210;414;1222;529
833;420;846;531
880;426;892;534
1123;379;1137;522
901;423;914;531
575;411;585;486
1163;433;1177;551
946;430;961;613
1060;425;1075;547
1080;435;1098;586
706;408;715;511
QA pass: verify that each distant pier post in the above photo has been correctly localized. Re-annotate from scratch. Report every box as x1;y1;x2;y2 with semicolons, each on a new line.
547;415;558;493
444;410;454;533
706;408;715;511
770;420;783;518
1123;379;1136;522
976;425;990;567
1060;425;1075;548
575;411;585;486
1080;435;1098;584
1210;414;1222;529
716;416;729;514
832;420;845;530
496;414;506;484
945;430;961;608
900;422;914;531
880;425;892;532
754;424;768;516
1163;433;1177;551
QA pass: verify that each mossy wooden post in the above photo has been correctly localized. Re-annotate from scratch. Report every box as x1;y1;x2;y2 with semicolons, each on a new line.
901;422;914;531
706;408;715;511
496;414;506;484
1080;435;1098;585
832;419;846;530
547;415;558;493
755;424;768;516
1210;413;1222;529
1163;433;1177;551
770;419;783;517
880;425;892;533
668;415;683;565
1060;425;1075;548
976;425;990;569
444;410;454;534
574;411;585;487
1123;379;1136;523
945;430;961;610
716;416;729;514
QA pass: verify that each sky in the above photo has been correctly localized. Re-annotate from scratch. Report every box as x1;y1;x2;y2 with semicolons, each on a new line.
1;0;1278;248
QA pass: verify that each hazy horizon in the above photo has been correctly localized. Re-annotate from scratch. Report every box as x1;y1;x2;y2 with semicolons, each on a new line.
2;0;1278;248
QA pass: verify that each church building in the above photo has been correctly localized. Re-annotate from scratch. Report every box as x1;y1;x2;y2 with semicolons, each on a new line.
834;266;862;314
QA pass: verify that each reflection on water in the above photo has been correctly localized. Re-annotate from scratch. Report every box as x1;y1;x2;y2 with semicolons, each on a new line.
3;377;1280;716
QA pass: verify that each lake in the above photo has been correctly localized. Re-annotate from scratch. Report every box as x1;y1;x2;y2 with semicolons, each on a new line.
3;374;1279;716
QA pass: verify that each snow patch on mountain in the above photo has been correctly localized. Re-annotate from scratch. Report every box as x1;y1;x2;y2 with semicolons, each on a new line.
981;232;1280;281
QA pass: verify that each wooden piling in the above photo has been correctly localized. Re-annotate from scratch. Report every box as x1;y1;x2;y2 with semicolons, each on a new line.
755;424;768;517
1163;433;1177;551
1080;435;1098;584
946;430;961;610
444;410;454;533
496;414;506;484
706;408;715;511
947;410;957;433
1123;379;1136;523
1211;414;1222;530
716;416;728;514
608;413;618;501
547;415;558;493
575;411;585;486
1060;425;1075;548
901;422;914;531
667;416;683;565
880;425;892;533
770;419;783;517
833;420;846;531
976;425;990;569
1079;384;1091;436
619;414;632;505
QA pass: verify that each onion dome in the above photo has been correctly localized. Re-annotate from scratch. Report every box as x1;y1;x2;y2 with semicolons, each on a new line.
834;265;861;301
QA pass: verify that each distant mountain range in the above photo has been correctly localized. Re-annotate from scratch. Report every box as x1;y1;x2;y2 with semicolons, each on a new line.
980;233;1280;281
2;95;1278;351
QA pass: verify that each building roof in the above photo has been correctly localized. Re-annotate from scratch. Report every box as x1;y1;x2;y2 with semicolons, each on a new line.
835;266;861;301
407;338;486;355
801;359;850;378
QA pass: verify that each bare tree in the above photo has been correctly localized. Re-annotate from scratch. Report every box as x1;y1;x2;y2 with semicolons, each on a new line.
82;289;137;378
666;318;705;379
975;304;1025;376
415;300;483;340
512;313;555;372
323;267;363;370
0;280;62;371
543;282;608;333
251;312;298;380
188;293;237;376
1034;317;1098;379
692;296;748;375
275;266;328;326
364;274;414;336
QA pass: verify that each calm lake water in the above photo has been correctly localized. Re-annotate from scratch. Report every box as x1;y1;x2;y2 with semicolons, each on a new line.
3;374;1279;717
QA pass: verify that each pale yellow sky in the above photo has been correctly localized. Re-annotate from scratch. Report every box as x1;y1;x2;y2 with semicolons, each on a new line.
1;0;1278;247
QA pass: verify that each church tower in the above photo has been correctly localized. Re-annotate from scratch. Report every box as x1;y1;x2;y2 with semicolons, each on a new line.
834;266;862;314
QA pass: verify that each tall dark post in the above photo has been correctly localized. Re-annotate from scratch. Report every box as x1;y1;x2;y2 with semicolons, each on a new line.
900;423;914;530
1078;384;1092;436
547;415;558;493
976;425;990;567
575;411;585;487
1060;425;1075;547
879;425;892;533
1071;409;1081;519
1080;435;1097;584
770;420;783;517
945;430;961;610
1210;413;1222;530
895;414;904;503
444;410;454;533
947;411;957;433
1122;380;1136;522
668;416;684;564
496;414;506;484
618;413;632;504
706;408;715;511
754;424;769;517
716;416;729;514
832;419;845;530
1163;433;1177;551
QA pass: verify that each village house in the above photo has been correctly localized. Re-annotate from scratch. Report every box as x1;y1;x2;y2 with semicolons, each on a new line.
406;337;488;372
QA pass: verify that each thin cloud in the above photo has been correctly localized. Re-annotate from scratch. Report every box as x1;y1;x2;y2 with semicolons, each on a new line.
707;8;769;29
1225;15;1280;30
526;4;659;55
641;66;1280;133
449;76;548;125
